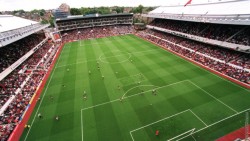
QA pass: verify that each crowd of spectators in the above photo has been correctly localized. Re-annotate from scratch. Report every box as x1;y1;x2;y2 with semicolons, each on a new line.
0;22;248;140
62;25;134;43
0;25;134;140
0;39;57;140
0;34;45;73
149;19;250;46
0;24;135;140
137;29;250;84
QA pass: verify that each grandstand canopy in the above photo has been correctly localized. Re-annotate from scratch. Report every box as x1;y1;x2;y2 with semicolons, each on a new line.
56;13;133;22
149;0;250;15
0;15;38;33
147;0;250;25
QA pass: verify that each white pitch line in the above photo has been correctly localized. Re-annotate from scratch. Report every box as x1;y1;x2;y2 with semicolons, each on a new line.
194;108;250;134
81;110;83;141
24;44;66;141
130;109;205;141
189;109;208;127
55;49;158;68
81;80;188;111
79;39;140;46
100;53;131;59
130;131;135;141
79;40;125;46
121;85;158;99
191;135;197;141
99;49;158;61
168;128;196;141
130;109;190;133
178;108;250;141
55;59;96;68
81;98;121;111
136;108;249;141
188;80;238;113
154;42;250;92
99;52;132;64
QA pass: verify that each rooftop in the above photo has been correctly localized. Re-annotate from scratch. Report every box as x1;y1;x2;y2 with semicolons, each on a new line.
0;15;38;33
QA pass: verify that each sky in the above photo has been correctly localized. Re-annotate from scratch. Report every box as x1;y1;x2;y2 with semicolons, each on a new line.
0;0;225;11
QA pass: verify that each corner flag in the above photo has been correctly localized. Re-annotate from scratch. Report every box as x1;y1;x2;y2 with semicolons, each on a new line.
184;0;192;7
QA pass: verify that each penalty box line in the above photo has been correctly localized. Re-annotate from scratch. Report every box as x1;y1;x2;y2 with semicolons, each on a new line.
81;80;189;111
171;108;250;141
130;109;207;141
80;80;236;112
187;80;238;114
80;80;189;141
80;79;237;141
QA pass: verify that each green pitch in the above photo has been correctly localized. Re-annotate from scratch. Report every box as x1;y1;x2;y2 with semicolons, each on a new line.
20;35;250;141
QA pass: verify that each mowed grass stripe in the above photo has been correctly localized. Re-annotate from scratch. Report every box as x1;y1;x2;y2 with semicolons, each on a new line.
83;39;124;141
96;37;156;140
49;42;77;140
113;36;179;86
21;42;71;141
132;35;248;108
108;37;198;140
91;37;153;140
95;37;144;141
20;35;250;141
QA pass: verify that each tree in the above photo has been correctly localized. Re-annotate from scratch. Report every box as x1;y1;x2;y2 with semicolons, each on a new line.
40;19;48;24
130;5;144;14
79;7;111;15
40;16;55;27
97;7;110;14
31;9;39;14
145;7;155;12
114;7;124;13
49;16;55;27
137;5;144;14
39;9;46;16
14;9;25;14
70;8;81;15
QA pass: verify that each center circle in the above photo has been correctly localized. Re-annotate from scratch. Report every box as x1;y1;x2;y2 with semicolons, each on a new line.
99;51;131;64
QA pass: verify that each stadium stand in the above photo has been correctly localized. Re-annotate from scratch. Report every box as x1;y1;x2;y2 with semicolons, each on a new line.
55;14;134;43
0;16;56;140
61;25;134;43
56;13;133;32
0;13;134;141
0;41;58;140
138;0;250;86
0;34;45;72
1;2;250;139
0;15;49;47
148;19;250;46
144;0;250;53
137;29;250;85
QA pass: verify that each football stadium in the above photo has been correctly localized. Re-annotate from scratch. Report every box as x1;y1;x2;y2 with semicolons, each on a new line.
0;0;250;141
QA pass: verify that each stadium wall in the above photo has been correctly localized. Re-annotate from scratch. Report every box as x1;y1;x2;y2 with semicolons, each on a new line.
135;35;250;90
8;43;64;141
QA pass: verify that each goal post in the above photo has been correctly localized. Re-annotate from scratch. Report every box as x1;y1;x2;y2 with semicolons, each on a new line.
168;128;196;141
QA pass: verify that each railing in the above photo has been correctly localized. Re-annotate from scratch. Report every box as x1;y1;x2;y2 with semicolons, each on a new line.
0;24;49;47
0;37;48;81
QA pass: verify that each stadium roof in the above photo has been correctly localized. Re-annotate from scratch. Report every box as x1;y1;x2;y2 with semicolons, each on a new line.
149;0;250;15
146;0;250;25
0;15;38;33
56;13;133;22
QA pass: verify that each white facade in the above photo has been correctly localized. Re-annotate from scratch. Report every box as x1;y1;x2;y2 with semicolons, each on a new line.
0;15;49;47
146;0;250;25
